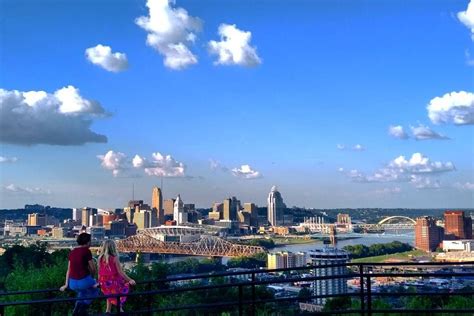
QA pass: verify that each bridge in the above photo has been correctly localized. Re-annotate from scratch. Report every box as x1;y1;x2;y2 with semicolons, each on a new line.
353;216;415;231
377;216;416;225
116;234;266;257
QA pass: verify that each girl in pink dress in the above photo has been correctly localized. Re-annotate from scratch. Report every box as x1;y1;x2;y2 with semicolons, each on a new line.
98;240;136;314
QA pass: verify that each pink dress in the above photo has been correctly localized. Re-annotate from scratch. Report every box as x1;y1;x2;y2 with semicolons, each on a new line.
98;255;129;305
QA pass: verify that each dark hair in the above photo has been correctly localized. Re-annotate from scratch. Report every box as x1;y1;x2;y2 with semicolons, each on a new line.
77;233;91;246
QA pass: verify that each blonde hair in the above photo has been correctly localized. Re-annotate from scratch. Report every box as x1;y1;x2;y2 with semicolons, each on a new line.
98;239;118;265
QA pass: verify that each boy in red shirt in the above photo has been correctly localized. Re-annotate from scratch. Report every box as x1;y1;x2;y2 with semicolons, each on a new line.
60;233;99;315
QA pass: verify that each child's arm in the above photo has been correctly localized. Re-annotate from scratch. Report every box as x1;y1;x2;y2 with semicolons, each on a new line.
114;257;136;285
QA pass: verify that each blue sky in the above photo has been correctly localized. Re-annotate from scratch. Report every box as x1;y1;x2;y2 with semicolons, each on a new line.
1;0;473;209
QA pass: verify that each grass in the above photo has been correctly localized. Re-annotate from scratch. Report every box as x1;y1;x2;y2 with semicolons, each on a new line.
351;249;429;263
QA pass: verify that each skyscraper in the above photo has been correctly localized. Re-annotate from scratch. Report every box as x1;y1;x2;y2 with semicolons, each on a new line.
27;213;47;226
174;195;187;225
308;247;349;306
415;216;443;252
244;203;258;227
81;207;97;227
152;187;164;225
444;210;472;240
267;186;286;226
164;199;176;216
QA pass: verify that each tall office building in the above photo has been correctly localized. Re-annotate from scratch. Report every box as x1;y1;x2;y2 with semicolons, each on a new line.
444;210;472;240
308;248;349;305
72;208;81;221
27;213;47;226
173;195;187;224
152;187;164;225
223;197;239;221
267;186;286;226
244;203;258;227
134;210;151;230
414;216;443;252
81;207;97;227
164;199;176;216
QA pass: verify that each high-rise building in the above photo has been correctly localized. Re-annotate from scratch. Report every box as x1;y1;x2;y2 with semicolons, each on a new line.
223;197;239;221
152;187;164;225
72;208;81;221
134;210;151;230
212;202;223;213
267;186;286;226
308;248;349;306
27;213;47;226
244;203;258;227
444;210;472;240
415;216;443;252
237;211;251;225
81;207;97;227
267;251;307;269
173;195;187;225
164;199;176;216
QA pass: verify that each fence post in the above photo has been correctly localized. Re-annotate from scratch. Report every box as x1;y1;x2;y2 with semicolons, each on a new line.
46;290;53;316
147;282;153;316
367;275;372;316
251;272;256;316
359;264;365;316
238;284;243;316
0;303;4;316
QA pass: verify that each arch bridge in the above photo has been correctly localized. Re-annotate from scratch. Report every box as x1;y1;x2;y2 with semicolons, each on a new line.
377;216;416;225
116;235;266;257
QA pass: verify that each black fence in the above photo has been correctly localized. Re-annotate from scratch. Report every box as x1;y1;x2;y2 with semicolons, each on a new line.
1;261;474;315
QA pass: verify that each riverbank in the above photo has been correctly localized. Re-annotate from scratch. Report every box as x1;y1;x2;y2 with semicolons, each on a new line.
351;249;429;263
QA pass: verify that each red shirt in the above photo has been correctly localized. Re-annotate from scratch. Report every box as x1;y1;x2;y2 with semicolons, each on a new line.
68;247;93;280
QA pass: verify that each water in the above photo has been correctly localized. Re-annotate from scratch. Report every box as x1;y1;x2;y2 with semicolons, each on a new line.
149;232;414;265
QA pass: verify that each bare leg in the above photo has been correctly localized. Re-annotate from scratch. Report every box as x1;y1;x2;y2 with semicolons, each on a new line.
106;300;112;313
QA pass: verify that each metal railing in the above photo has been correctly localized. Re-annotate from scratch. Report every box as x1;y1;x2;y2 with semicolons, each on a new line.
1;261;474;315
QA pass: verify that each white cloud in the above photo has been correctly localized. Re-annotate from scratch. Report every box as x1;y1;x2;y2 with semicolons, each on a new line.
209;24;261;67
85;44;129;72
343;153;455;188
0;156;18;163
454;182;474;191
97;150;127;177
388;125;409;139
141;152;185;177
231;164;262;179
135;0;202;70
465;50;474;66
410;175;441;190
458;0;474;40
3;184;51;195
337;144;366;151
0;86;108;145
427;91;474;125
410;124;449;140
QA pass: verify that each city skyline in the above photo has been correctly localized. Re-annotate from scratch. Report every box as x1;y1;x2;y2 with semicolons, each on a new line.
1;0;473;209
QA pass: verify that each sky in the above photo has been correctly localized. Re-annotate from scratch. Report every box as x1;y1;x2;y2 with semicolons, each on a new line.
0;0;473;209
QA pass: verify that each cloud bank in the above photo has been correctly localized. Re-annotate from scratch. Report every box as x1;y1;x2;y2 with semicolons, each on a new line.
427;91;474;125
0;86;108;145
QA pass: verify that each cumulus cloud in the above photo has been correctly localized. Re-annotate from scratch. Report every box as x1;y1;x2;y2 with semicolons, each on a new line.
231;164;262;179
141;152;185;177
98;150;186;177
337;144;366;151
388;125;409;139
0;86;108;145
2;184;51;195
97;150;127;177
454;182;474;191
458;0;474;40
410;124;449;140
135;0;202;70
427;91;474;125
85;44;129;72
209;24;261;67
0;156;18;163
342;153;455;188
